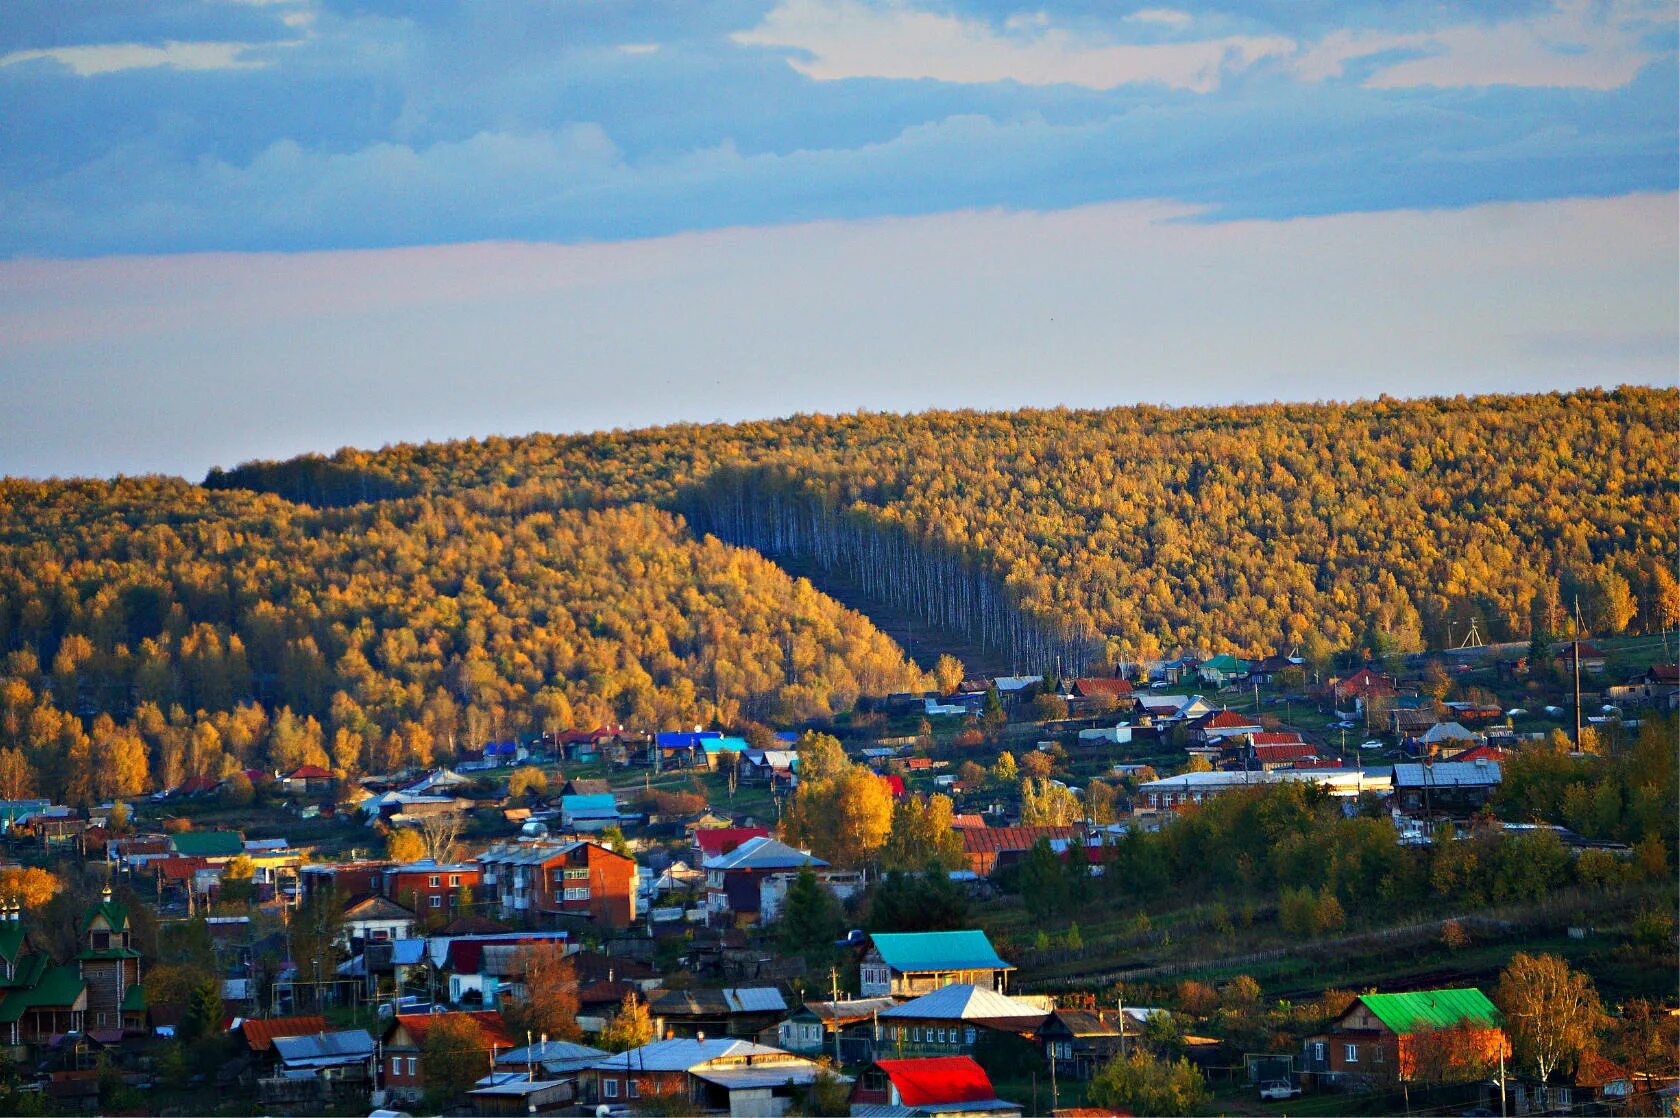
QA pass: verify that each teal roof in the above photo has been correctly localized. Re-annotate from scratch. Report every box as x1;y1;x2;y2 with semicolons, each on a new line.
1360;989;1501;1034
171;831;245;857
1202;655;1249;673
561;794;618;814
701;737;750;754
868;930;1013;975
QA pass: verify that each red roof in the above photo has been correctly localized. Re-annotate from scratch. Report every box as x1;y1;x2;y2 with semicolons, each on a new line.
1251;743;1318;764
155;855;211;881
1286;759;1347;770
240;1015;328;1052
904;757;935;770
1249;732;1305;745
176;775;219;796
959;826;1081;854
948;814;987;828
879;774;906;797
1199;710;1257;729
876;1057;996;1106
391;1011;515;1050
286;764;333;780
1072;678;1132;698
1451;744;1509;764
695;827;771;857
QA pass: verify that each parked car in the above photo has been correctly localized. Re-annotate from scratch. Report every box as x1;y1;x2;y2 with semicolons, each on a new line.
1359;739;1383;749
1258;1080;1302;1101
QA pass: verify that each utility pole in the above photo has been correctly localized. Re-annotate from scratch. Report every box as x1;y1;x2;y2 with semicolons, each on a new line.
1118;992;1126;1058
830;966;842;1067
1572;597;1584;749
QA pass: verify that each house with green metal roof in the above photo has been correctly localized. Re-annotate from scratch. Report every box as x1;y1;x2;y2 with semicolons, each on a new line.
169;830;245;858
860;931;1015;998
78;887;144;1035
1303;987;1508;1089
1197;654;1251;687
0;906;88;1046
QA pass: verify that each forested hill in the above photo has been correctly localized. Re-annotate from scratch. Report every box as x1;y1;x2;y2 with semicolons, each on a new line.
0;479;923;799
207;388;1679;670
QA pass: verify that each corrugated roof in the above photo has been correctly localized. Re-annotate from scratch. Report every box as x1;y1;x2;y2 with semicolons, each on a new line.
240;1015;329;1052
878;985;1042;1023
1392;762;1501;788
272;1029;375;1065
391;1011;515;1049
876;1056;996;1106
591;1038;788;1072
705;835;827;871
691;1065;825;1090
724;987;788;1013
869;931;1012;975
958;827;1080;855
1359;989;1501;1034
170;831;245;857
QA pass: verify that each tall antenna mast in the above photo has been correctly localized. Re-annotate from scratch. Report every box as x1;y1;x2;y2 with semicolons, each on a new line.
1572;597;1583;749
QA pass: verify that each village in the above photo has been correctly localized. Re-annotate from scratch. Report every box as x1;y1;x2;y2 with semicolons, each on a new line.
0;634;1672;1118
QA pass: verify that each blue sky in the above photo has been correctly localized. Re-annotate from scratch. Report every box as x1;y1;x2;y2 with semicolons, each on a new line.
0;0;1675;476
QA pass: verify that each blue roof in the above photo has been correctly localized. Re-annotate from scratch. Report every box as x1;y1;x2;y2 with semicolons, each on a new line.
775;732;800;743
485;741;518;755
656;731;723;748
561;794;619;815
868;930;1013;974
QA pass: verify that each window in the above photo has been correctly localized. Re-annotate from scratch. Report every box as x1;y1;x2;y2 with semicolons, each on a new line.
604;1079;619;1099
965;1028;976;1045
910;1027;920;1043
428;875;440;888
450;875;460;887
564;887;590;901
1374;1045;1385;1064
407;1057;417;1076
1312;1042;1325;1062
628;1081;640;1099
429;896;442;908
92;931;109;949
389;1057;400;1077
1344;1044;1359;1064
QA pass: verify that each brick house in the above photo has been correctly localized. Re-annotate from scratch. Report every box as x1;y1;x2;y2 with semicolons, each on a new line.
383;861;482;918
477;841;639;927
381;1011;515;1104
1302;989;1507;1090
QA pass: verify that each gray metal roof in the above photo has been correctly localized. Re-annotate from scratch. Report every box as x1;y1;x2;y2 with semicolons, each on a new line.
704;835;828;871
272;1029;375;1067
592;1038;793;1072
690;1065;828;1090
1392;761;1502;787
725;987;788;1013
877;984;1046;1023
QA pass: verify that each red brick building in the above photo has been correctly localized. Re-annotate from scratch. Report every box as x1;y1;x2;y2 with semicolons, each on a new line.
477;841;638;928
382;861;482;917
381;1011;514;1104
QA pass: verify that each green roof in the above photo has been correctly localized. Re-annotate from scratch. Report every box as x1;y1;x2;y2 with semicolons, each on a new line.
1202;654;1249;673
170;831;245;857
0;924;24;966
80;900;130;937
1360;989;1501;1034
869;930;1012;974
121;984;147;1013
0;964;84;1023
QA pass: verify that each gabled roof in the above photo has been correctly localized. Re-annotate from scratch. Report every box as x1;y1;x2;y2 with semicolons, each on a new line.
1251;744;1318;764
80;898;129;936
592;1038;794;1073
560;793;619;816
704;835;826;871
285;765;333;780
239;1015;329;1052
1198;710;1259;729
1392;762;1501;788
875;1056;997;1106
694;827;771;857
1200;654;1249;673
1249;732;1306;745
343;895;415;922
1419;721;1479;743
1356;988;1501;1034
272;1029;375;1067
1071;678;1132;698
0;963;85;1022
958;826;1080;855
877;984;1044;1024
389;1011;516;1050
170;831;245;857
496;1039;610;1071
868;931;1012;975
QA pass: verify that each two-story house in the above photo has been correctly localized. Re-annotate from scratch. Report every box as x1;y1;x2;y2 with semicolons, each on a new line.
859;931;1014;998
477;841;638;927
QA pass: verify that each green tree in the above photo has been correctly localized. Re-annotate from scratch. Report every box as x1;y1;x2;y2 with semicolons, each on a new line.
180;977;223;1043
598;992;655;1052
777;868;844;967
1088;1050;1210;1116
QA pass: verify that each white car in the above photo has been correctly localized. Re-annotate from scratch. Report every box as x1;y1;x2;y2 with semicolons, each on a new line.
1258;1080;1302;1101
1359;739;1383;749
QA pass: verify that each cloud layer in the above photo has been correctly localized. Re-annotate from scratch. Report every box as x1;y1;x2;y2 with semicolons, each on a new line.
0;0;1674;256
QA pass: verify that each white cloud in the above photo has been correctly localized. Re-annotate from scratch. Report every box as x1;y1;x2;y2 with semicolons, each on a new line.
733;0;1292;93
0;40;270;77
618;43;660;55
1293;0;1668;90
1125;9;1194;28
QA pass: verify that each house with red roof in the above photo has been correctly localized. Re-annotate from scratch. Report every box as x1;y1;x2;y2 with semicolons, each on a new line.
1327;668;1398;710
381;1011;516;1104
1192;709;1263;744
959;826;1086;877
1247;742;1322;771
879;774;907;798
850;1056;1022;1116
693;828;771;861
280;764;333;797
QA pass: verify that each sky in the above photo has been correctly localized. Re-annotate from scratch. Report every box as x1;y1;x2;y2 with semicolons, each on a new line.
1;0;1675;479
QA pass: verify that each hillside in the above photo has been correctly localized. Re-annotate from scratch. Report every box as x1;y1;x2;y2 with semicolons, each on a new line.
209;388;1680;671
0;477;922;799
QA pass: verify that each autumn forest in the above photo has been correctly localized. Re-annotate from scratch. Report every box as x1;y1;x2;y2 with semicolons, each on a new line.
1;387;1674;804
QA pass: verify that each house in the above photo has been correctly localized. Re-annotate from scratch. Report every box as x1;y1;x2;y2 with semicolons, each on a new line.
1070;678;1133;706
0;904;88;1046
382;1011;517;1104
77;885;144;1035
299;861;393;905
238;1014;331;1075
556;728;619;764
850;1056;1023;1117
269;1028;377;1087
1328;669;1398;710
1415;722;1481;751
580;1038;828;1114
1134;695;1215;722
1245;742;1322;771
693;827;771;861
1133;769;1392;816
860;931;1014;998
1392;761;1502;816
958;826;1084;878
778;997;899;1060
742;750;799;785
1555;643;1608;674
466;1070;574;1116
1193;709;1264;743
1198;654;1250;687
559;793;620;832
433;933;573;1008
476;841;639;927
384;861;482;917
649;986;789;1039
169;830;245;861
1301;988;1507;1090
341;895;416;947
703;836;826;924
280;764;334;797
1040;1009;1129;1079
493;1038;609;1082
875;985;1048;1056
758;866;866;922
